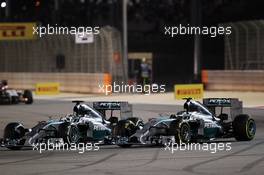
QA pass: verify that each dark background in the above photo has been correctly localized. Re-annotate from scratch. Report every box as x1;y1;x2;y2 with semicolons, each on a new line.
0;0;263;87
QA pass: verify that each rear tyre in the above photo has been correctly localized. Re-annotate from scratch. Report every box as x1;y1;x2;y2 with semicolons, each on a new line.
23;90;33;104
233;114;256;141
4;122;26;150
116;119;138;148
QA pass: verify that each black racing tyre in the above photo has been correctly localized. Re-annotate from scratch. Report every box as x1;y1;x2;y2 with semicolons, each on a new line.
233;114;256;141
23;90;33;104
4;122;26;150
66;125;81;144
5;96;12;104
58;122;71;145
11;96;19;104
116;120;137;137
115;120;137;148
117;144;132;148
1;92;12;104
176;122;191;143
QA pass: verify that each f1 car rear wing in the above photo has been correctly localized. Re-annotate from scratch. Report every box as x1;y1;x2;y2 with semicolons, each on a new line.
92;101;133;119
203;98;232;107
203;98;243;118
93;102;122;110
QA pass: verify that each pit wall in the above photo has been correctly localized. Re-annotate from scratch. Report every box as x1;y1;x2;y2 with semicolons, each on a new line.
202;70;264;91
0;72;112;93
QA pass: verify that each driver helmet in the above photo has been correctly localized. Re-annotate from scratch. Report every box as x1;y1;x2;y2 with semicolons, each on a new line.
0;80;8;89
184;101;198;112
73;105;80;115
74;104;91;116
189;102;198;112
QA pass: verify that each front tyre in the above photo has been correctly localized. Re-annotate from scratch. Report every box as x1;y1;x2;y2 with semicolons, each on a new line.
233;114;256;141
176;122;191;143
66;125;81;144
4;122;26;150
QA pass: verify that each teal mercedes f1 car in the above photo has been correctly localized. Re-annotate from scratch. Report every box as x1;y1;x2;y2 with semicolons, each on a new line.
0;101;142;150
115;98;256;147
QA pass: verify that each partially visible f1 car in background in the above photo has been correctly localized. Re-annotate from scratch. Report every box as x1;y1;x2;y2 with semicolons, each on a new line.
116;98;256;147
0;80;33;104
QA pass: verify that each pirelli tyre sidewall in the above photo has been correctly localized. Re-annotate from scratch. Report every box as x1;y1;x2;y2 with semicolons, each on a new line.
66;125;81;144
176;122;191;144
116;120;136;148
233;114;256;141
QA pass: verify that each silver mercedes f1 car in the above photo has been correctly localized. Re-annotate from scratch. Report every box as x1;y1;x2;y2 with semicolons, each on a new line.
0;101;140;150
0;80;33;105
116;98;256;147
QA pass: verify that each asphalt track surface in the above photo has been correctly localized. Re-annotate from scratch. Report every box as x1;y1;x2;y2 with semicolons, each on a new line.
0;99;264;175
